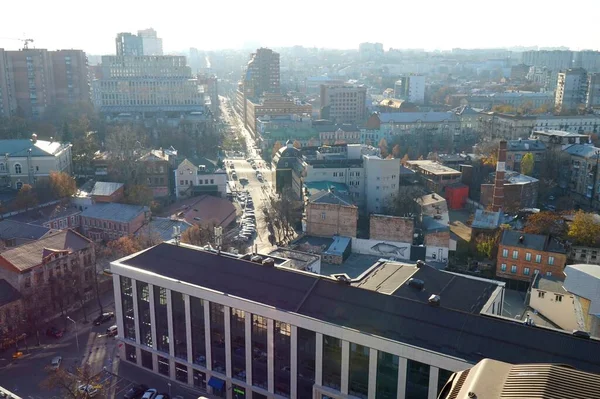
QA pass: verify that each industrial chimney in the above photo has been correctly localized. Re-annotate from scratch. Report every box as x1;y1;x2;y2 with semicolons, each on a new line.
491;140;507;212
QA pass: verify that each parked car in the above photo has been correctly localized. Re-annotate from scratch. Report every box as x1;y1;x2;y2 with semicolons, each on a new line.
142;389;158;399
93;312;115;326
46;327;64;338
123;384;149;399
106;325;118;337
78;384;98;397
155;394;170;399
48;356;62;371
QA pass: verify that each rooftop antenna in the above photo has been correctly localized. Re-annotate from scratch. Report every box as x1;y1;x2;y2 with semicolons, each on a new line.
172;226;181;246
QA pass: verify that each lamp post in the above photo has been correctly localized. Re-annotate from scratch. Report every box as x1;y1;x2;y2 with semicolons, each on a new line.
67;316;79;352
167;382;171;397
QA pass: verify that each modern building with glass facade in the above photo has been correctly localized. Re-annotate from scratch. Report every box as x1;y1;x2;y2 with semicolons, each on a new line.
111;242;600;399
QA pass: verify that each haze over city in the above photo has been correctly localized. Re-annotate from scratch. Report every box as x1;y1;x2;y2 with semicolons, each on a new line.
2;0;600;52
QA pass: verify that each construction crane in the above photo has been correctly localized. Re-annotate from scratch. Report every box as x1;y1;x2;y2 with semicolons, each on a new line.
0;37;35;50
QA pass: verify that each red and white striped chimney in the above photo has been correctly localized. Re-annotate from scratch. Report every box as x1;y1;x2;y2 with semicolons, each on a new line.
492;140;507;212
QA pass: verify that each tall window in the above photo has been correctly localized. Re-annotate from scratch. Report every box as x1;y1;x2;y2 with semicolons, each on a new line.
349;343;369;398
511;265;518;273
523;267;530;276
502;249;508;257
120;276;135;341
136;281;152;347
548;256;555;265
0;163;4;172
190;297;206;366
322;335;342;391
230;308;246;382
252;314;268;389
210;302;226;374
274;321;291;398
406;359;430;399
512;250;519;259
535;254;542;263
171;291;187;360
154;287;169;353
297;328;315;398
376;351;398;399
438;369;454;396
14;163;21;174
525;252;532;261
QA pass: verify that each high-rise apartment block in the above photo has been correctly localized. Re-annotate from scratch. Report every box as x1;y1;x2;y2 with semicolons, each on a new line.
587;73;600;109
320;84;367;124
137;28;163;56
575;50;600;72
522;50;573;71
243;48;280;98
555;68;588;113
0;48;90;118
394;75;425;104
116;32;144;56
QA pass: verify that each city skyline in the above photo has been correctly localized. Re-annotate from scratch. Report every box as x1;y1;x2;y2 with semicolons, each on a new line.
1;0;600;54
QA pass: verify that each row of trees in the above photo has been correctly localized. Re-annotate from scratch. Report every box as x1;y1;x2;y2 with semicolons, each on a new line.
5;171;78;214
260;188;302;245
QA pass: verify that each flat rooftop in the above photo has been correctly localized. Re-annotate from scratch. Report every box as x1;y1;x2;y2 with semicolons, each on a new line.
115;243;600;374
406;160;462;175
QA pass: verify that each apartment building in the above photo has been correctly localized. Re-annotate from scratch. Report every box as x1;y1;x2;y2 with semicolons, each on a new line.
0;49;16;118
320;84;367;124
405;160;462;194
137;28;163;56
51;50;90;105
521;50;574;71
587;73;600;109
481;113;600;140
110;242;600;399
245;95;312;134
505;139;546;172
394;75;425;104
453;92;555;110
555;68;588;113
0;135;72;189
563;144;600;207
243;48;280;99
0;229;94;293
80;203;149;241
139;150;172;198
496;230;567;285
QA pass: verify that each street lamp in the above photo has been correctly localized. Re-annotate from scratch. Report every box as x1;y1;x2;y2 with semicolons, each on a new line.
67;316;79;352
167;382;171;397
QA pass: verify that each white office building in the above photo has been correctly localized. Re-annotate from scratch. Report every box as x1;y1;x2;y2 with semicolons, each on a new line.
111;242;600;399
394;75;425;105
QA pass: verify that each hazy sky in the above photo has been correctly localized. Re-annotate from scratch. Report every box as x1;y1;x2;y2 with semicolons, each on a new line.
1;0;599;54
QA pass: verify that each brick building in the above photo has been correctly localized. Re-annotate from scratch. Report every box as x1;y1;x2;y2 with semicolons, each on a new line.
139;150;172;198
305;189;358;238
405;160;462;194
91;182;124;203
496;230;567;284
80;203;149;241
369;214;414;243
480;172;539;211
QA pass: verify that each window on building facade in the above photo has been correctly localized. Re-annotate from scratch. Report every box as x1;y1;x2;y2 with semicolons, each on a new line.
349;343;369;398
230;308;246;382
322;335;342;391
274;321;291;397
525;252;532;261
171;291;187;360
501;263;507;272
210;302;226;374
546;271;552;277
538;291;545;298
190;296;206;367
120;276;136;341
437;369;454;396
158;355;170;376
14;163;21;174
154;286;169;353
141;349;153;370
175;362;188;383
376;351;398;399
125;343;137;363
502;249;508;257
555;294;563;302
252;314;269;389
511;265;517;273
548;256;555;265
136;281;152;347
406;359;430;399
523;267;530;276
512;250;519;259
535;254;542;263
297;328;315;398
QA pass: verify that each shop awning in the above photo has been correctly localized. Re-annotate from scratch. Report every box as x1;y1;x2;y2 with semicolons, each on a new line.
208;376;225;390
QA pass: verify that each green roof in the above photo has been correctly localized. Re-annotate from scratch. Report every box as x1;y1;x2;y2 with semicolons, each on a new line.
264;127;319;140
0;139;68;157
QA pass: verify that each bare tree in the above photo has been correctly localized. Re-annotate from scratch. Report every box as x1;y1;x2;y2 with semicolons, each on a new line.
260;188;302;244
384;186;427;217
41;363;103;399
22;284;53;346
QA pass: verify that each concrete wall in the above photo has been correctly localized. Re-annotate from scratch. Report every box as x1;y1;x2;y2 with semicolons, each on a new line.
530;287;579;331
369;214;414;243
351;237;411;260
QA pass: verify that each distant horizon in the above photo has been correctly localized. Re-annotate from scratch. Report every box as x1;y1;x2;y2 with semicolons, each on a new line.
1;0;599;55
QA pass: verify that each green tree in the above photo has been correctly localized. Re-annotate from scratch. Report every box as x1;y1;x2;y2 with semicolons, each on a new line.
568;210;600;247
124;184;154;207
378;138;389;158
520;152;535;176
523;211;566;237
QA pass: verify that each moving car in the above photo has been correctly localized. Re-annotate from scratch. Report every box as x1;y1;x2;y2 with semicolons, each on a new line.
106;325;118;337
46;327;64;338
142;389;158;399
49;356;62;371
93;312;114;325
123;384;149;399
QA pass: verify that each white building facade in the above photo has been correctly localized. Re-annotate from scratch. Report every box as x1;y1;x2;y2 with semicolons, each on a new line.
174;159;227;199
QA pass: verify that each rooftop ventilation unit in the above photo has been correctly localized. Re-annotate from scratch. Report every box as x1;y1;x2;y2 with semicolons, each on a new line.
428;294;441;306
262;257;275;267
407;278;425;290
251;255;263;264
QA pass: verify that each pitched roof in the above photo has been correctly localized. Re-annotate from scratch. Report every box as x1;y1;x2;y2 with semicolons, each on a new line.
180;195;236;227
564;144;600;158
119;243;600;374
501;230;566;253
564;264;600;315
472;209;502;229
91;182;124;197
137;217;193;242
0;279;21;307
0;139;68;157
0;220;52;241
80;203;148;223
507;139;546;152
0;230;91;272
308;189;355;206
11;204;81;226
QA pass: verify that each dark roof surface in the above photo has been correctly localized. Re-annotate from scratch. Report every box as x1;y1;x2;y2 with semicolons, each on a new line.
121;243;600;374
0;220;52;241
0;279;21;307
501;230;566;253
392;265;497;313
